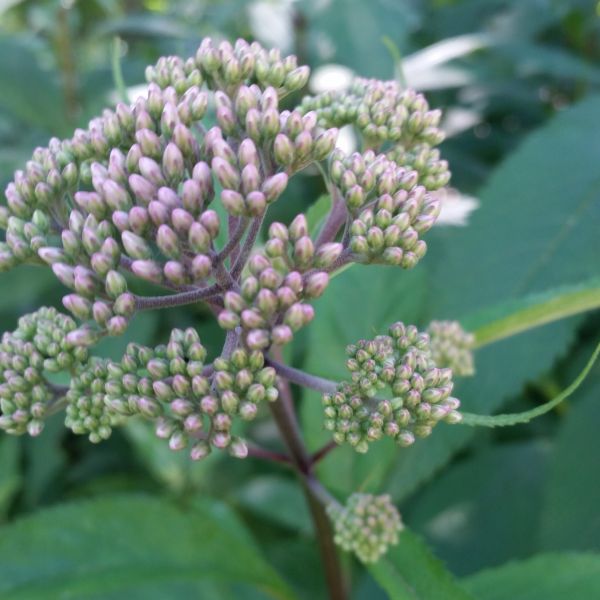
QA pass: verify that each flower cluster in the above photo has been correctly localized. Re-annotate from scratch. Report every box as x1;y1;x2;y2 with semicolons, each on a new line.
0;308;87;436
0;308;279;459
98;329;277;459
218;215;340;349
301;77;450;190
322;321;461;453
427;320;475;377
329;149;440;267
147;38;310;99
0;35;455;472
328;493;403;563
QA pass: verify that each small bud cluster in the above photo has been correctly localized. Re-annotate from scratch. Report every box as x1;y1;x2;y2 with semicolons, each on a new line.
330;149;440;268
147;38;310;99
0;308;87;436
426;320;475;377
218;215;338;348
328;493;403;563
323;321;461;453
92;329;276;458
65;358;117;443
301;78;449;189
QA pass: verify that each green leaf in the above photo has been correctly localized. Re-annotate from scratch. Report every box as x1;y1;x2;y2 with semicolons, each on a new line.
368;529;473;600
300;266;428;496
385;95;600;500
429;95;600;318
0;494;295;599
463;553;600;600
235;475;312;535
539;374;600;552
405;441;550;575
123;419;217;493
0;36;69;134
306;0;421;78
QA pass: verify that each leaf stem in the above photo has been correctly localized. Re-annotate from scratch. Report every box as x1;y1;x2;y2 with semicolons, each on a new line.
460;339;600;427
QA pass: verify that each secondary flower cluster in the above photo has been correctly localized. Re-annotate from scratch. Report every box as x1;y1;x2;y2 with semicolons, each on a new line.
0;308;88;436
218;215;339;349
329;149;440;267
0;307;279;459
322;321;462;453
301;77;450;190
146;37;310;99
427;320;475;376
328;493;403;563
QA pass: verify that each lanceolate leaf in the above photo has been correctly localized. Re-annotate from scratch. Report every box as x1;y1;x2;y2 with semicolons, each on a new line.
368;529;473;600
463;553;600;600
0;495;295;599
464;277;600;348
385;95;600;500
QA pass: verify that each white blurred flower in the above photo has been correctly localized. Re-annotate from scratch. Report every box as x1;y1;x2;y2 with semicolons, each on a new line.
335;125;357;154
435;188;479;226
248;0;295;53
442;107;482;138
310;64;354;94
109;83;148;106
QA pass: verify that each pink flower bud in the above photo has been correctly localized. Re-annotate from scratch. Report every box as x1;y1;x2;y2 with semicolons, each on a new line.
246;328;270;350
246;191;266;216
131;259;162;282
305;272;329;298
273;133;295;166
262;172;288;203
271;324;293;346
162;142;185;183
191;254;212;280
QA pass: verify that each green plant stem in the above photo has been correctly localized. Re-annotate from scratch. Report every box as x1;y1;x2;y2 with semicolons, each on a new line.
269;355;348;600
111;37;129;103
460;339;600;427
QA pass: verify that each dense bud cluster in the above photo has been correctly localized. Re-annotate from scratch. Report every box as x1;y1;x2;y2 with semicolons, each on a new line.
427;320;475;377
301;78;450;190
330;149;440;267
65;358;116;442
0;35;455;471
147;38;310;99
0;308;87;436
328;493;403;563
218;215;336;348
0;310;279;458
96;329;277;459
323;321;461;453
0;40;336;346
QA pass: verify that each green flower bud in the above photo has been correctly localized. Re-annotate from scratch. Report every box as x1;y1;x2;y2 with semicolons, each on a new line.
329;493;403;563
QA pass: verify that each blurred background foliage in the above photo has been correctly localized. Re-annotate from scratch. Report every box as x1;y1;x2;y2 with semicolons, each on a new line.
0;0;599;598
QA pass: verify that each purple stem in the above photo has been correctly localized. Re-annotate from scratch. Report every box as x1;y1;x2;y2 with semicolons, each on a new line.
315;189;348;247
134;284;222;310
231;216;264;279
267;356;338;394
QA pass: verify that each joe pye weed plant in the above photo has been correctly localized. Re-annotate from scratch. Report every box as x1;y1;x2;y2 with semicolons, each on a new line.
0;37;599;600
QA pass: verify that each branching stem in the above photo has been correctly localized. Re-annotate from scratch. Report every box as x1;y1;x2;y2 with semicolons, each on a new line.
267;356;338;394
134;284;222;310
